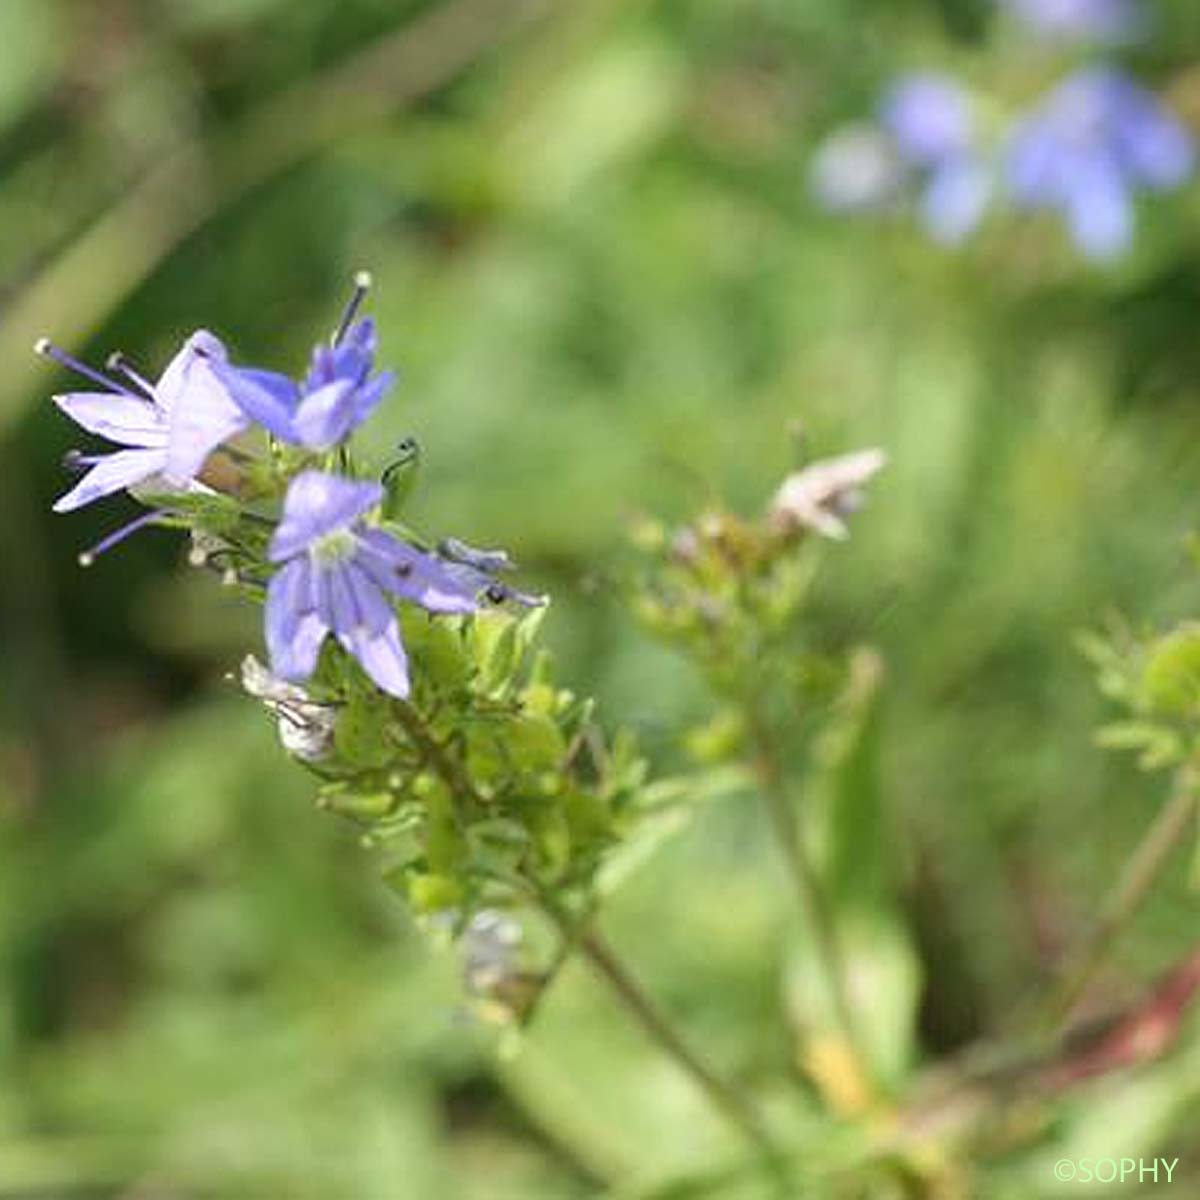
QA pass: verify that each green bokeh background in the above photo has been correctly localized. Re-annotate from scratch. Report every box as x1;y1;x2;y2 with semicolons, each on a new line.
4;1;1200;1195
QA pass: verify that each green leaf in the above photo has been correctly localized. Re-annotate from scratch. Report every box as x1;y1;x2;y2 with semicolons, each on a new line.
804;647;921;1087
1095;721;1185;771
401;611;472;691
334;687;393;769
683;708;744;764
405;872;464;914
1140;625;1200;718
469;609;530;694
505;713;566;772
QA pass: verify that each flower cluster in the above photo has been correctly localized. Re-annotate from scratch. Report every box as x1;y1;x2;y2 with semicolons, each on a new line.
811;1;1194;260
41;277;665;1011
39;273;540;700
1007;68;1193;259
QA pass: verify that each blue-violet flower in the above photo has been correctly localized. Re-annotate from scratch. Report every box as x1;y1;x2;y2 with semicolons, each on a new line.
1006;68;1194;259
880;74;994;244
266;470;533;698
42;331;246;514
211;276;394;450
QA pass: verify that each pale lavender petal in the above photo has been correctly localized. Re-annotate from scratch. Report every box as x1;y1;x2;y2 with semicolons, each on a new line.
269;471;383;562
52;447;169;513
266;556;312;643
163;357;250;484
311;564;337;628
350;369;395;426
881;74;973;167
306;318;377;390
324;565;360;633
155;330;228;416
1007;123;1062;205
344;561;395;633
337;614;410;698
271;612;327;682
290;379;358;448
1112;96;1195;189
920;156;991;243
210;363;301;441
343;316;377;357
357;529;479;613
53;392;166;447
326;563;394;636
1063;154;1132;259
266;558;328;681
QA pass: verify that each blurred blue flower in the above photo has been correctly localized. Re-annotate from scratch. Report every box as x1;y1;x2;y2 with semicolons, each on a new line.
880;74;994;244
1006;68;1194;259
881;74;975;167
812;74;993;244
999;0;1141;44
42;330;245;514
266;470;493;697
214;316;395;451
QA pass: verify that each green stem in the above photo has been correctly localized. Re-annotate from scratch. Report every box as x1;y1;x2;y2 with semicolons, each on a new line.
395;699;784;1175
1043;766;1199;1030
572;924;786;1175
392;698;482;820
745;704;871;1087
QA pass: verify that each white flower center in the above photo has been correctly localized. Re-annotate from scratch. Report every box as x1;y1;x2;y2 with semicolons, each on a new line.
311;528;358;567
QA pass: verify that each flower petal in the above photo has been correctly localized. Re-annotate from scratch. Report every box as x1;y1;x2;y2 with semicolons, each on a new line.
163;357;251;484
266;558;328;681
1112;93;1195;189
1006;122;1062;205
357;529;479;614
53;392;166;447
52;447;169;513
345;560;395;633
880;74;974;167
155;331;228;416
920;156;991;244
337;614;410;698
210;363;301;442
290;379;358;448
266;557;310;643
269;471;383;562
1062;152;1132;259
350;369;395;427
306;318;377;390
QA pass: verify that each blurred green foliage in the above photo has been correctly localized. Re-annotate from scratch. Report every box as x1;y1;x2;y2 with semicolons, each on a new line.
5;0;1200;1195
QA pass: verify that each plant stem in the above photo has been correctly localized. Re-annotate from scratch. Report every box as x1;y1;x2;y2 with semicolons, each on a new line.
746;705;871;1086
1044;767;1198;1030
393;698;482;820
397;701;783;1170
573;926;785;1170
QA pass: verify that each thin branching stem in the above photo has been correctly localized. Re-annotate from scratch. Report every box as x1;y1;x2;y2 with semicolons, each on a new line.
397;696;785;1177
1043;765;1199;1030
745;702;872;1088
566;920;787;1180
